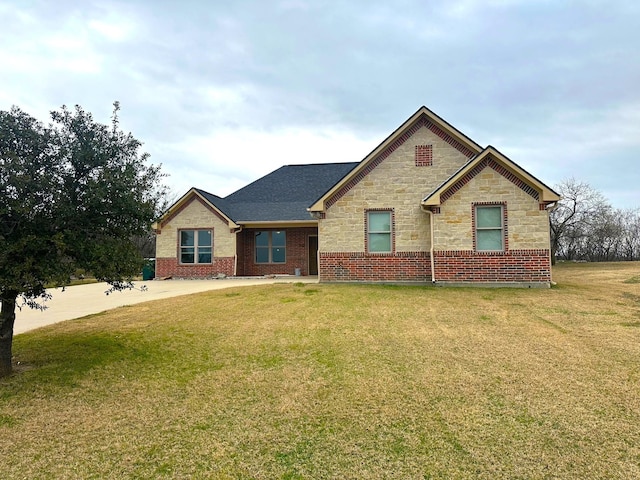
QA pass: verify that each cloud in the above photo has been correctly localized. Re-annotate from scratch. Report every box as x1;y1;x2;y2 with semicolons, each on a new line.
157;125;381;197
88;17;134;42
1;0;638;208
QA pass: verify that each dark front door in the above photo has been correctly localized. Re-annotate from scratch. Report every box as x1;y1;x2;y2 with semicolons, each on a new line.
308;235;318;275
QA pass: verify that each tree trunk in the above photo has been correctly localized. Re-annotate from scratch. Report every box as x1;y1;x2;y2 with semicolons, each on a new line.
0;292;18;378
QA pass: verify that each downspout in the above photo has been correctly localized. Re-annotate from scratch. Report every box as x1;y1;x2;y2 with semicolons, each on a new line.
422;207;436;284
309;210;323;281
233;226;243;277
546;201;559;284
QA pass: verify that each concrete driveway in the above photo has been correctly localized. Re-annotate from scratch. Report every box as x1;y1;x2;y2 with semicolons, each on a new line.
15;276;318;335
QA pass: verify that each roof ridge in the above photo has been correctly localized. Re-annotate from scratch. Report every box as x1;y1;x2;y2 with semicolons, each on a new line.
194;187;223;199
280;161;360;167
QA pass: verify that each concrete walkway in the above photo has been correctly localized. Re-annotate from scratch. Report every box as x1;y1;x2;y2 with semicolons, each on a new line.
15;277;318;335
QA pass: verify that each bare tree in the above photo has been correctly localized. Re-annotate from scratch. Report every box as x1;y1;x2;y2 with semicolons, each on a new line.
582;207;623;261
549;178;609;263
619;208;640;261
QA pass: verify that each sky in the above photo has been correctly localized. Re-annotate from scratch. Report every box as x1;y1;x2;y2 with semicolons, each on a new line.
1;0;639;208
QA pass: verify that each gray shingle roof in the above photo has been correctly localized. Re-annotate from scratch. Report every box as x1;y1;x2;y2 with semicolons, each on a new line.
196;162;358;222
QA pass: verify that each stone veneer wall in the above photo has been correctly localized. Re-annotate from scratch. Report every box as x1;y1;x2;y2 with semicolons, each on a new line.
155;197;236;278
318;125;553;284
434;164;550;251
318;125;471;254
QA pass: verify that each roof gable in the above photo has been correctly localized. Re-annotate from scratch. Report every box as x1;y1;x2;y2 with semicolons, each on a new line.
308;106;483;212
421;146;561;207
157;188;237;229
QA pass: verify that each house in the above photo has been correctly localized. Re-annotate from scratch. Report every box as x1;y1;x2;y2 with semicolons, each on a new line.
154;106;560;286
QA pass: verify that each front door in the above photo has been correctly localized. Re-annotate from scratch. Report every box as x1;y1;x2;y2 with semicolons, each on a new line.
308;235;318;275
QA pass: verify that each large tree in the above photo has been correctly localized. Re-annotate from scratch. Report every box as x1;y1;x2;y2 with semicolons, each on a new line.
0;103;165;377
549;177;608;263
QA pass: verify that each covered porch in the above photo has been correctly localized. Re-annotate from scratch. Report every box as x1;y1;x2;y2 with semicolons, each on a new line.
234;225;319;277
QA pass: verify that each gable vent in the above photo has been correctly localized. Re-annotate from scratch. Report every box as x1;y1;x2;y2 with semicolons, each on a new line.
415;144;433;166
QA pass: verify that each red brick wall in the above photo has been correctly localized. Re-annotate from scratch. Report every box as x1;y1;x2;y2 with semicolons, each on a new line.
433;249;551;283
319;249;552;284
156;257;234;278
319;251;432;282
237;227;317;276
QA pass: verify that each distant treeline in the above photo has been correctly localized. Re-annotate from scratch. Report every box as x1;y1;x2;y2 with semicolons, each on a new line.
550;178;640;262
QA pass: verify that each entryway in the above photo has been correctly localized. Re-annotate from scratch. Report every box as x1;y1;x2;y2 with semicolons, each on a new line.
308;235;318;275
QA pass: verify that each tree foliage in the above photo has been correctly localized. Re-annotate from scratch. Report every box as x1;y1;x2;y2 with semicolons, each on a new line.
0;103;166;376
550;178;640;263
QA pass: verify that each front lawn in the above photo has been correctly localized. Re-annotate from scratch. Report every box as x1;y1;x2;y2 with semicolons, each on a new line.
2;262;640;478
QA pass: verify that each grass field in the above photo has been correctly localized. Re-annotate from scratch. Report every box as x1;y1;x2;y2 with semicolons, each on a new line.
2;262;640;479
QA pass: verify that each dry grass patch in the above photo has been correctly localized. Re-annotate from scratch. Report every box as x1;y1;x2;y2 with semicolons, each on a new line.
2;262;640;478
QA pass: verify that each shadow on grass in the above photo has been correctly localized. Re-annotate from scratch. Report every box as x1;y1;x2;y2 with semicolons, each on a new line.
6;329;164;395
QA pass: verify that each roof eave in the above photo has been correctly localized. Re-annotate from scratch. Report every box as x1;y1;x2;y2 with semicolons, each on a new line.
420;147;560;207
421;194;441;207
157;188;239;229
483;147;561;203
237;219;318;229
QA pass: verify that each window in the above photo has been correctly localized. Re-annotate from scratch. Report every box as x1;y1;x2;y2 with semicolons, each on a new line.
255;231;286;263
475;205;504;251
367;211;392;253
180;229;212;264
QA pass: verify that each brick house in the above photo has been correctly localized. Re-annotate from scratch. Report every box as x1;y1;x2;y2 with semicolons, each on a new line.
154;106;560;286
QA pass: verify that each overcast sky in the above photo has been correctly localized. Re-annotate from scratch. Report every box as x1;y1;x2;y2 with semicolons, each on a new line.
2;0;639;208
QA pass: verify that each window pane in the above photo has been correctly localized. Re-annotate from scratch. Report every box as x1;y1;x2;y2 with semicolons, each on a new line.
272;247;286;263
198;247;212;264
369;212;391;232
272;231;286;247
477;206;502;228
180;230;195;247
256;247;269;263
477;230;503;251
198;230;212;246
369;233;391;252
255;231;269;247
181;247;195;263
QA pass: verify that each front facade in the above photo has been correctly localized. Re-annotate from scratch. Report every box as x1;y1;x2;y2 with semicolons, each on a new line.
154;162;357;279
155;106;560;286
155;194;237;278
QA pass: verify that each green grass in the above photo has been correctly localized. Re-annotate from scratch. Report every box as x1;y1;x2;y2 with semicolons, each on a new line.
2;262;640;478
624;274;640;284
